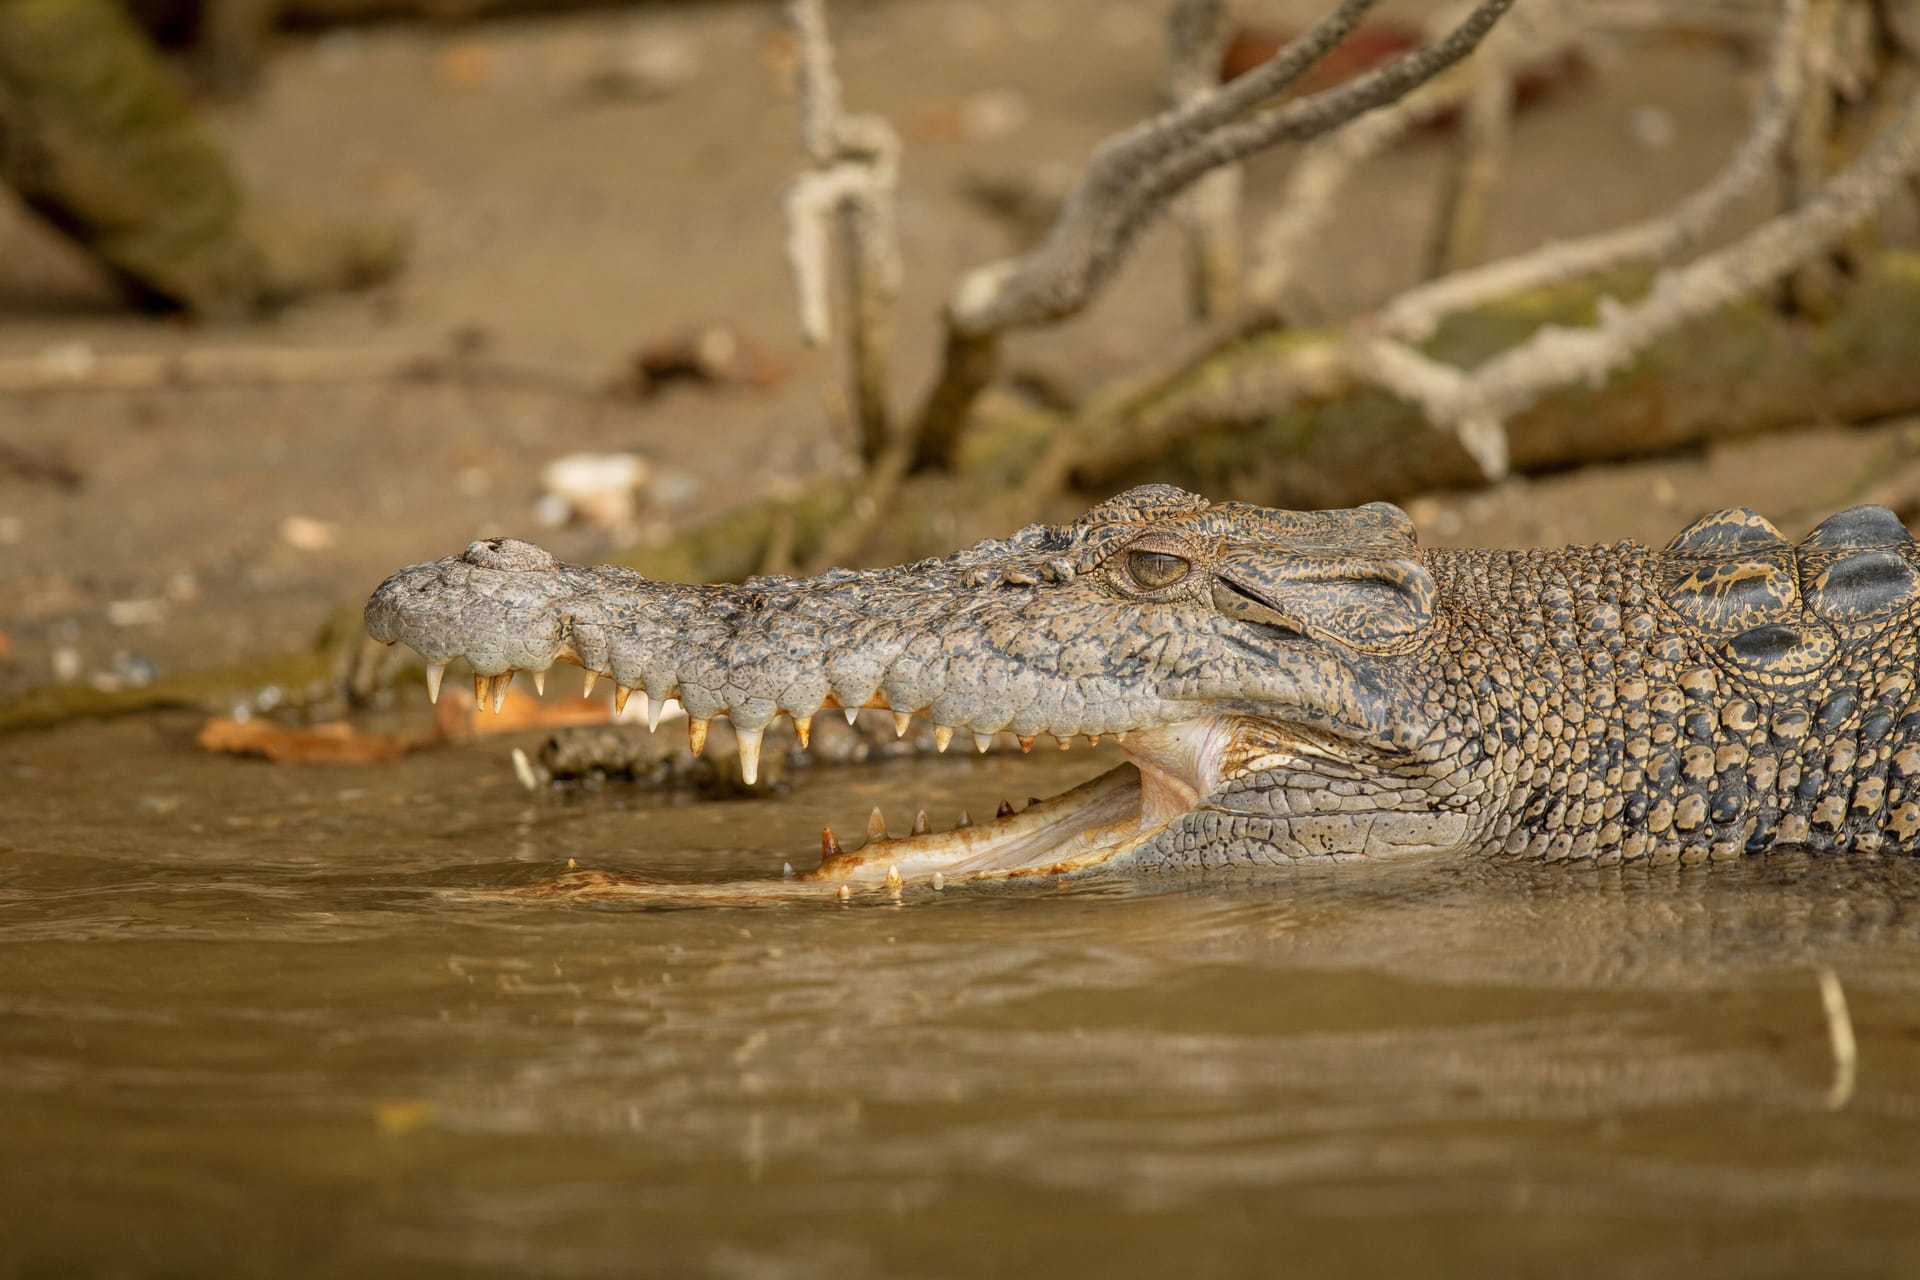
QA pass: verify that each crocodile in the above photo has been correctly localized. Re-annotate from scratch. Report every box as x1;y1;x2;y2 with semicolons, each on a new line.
365;484;1920;885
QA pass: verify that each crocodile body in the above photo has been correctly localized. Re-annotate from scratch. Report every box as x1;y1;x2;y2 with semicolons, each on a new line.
365;486;1920;883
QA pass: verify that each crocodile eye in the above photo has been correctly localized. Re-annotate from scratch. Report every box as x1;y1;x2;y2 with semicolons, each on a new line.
1127;550;1191;590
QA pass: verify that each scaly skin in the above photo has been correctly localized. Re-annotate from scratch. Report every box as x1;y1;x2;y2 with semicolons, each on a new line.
366;485;1920;882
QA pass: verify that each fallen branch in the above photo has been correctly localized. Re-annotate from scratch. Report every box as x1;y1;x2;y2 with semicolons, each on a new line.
0;342;429;394
1351;73;1920;479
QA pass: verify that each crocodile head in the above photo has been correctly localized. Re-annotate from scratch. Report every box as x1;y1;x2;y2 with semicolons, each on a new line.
366;485;1483;882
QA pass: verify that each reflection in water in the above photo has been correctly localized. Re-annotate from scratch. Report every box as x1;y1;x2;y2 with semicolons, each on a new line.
4;715;1920;1277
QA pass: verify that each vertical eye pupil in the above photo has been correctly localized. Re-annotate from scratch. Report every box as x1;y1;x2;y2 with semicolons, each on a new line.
1127;550;1190;589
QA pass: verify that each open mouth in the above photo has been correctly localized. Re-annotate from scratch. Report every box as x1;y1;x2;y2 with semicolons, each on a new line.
796;712;1372;885
801;718;1235;886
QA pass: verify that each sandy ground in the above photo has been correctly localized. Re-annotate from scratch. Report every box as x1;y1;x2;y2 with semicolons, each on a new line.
0;0;1914;710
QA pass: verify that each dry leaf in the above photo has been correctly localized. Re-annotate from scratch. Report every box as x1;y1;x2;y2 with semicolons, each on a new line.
196;717;428;764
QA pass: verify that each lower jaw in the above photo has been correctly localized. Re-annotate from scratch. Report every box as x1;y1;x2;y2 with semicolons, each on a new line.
801;722;1227;885
797;764;1143;884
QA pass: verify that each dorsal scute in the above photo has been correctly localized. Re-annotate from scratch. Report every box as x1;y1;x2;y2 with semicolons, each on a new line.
1798;504;1913;551
1659;506;1797;641
1663;507;1789;558
1798;505;1920;624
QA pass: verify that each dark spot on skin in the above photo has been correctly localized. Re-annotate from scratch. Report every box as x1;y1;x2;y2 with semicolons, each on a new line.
1726;623;1805;665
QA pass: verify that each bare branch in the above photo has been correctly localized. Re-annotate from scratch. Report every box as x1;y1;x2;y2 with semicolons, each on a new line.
784;165;868;347
1424;67;1515;275
1377;0;1809;342
1781;0;1847;312
782;0;903;466
949;0;1518;338
1166;0;1243;320
1352;77;1920;479
0;342;424;393
1250;2;1587;311
789;0;843;164
904;0;1519;477
1248;77;1465;310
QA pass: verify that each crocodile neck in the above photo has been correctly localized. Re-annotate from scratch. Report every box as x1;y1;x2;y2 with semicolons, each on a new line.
1429;544;1920;864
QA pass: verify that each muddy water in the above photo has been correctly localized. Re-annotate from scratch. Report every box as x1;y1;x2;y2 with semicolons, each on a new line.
6;715;1920;1277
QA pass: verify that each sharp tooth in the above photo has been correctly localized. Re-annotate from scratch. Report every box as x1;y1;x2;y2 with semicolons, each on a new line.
532;670;546;696
932;872;945;891
473;671;488;704
794;715;812;749
582;670;600;697
912;809;929;836
492;672;512;714
1057;734;1071;751
956;809;972;828
737;725;763;785
974;733;992;754
614;684;633;714
647;695;664;732
1028;796;1042;809
844;707;859;726
838;883;853;902
885;865;902;892
934;725;953;753
688;717;709;756
893;711;912;738
997;800;1015;819
783;862;794;877
822;827;843;858
866;807;887;842
425;661;447;704
1086;734;1100;746
1017;736;1034;753
637;691;651;725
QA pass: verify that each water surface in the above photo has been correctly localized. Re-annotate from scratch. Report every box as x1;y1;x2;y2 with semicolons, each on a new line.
6;714;1920;1277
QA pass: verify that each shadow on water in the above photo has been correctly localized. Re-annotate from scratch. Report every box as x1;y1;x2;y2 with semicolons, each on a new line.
5;714;1920;1277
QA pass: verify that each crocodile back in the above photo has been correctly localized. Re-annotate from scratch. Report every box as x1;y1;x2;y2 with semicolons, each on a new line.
1429;505;1920;863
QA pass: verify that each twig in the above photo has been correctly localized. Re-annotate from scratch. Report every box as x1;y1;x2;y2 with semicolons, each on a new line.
782;0;902;467
1781;0;1848;312
1816;966;1858;1110
1249;1;1585;312
1378;0;1811;343
1423;66;1515;276
1166;0;1243;321
947;0;1516;338
802;440;912;573
1352;76;1920;479
906;0;1520;474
